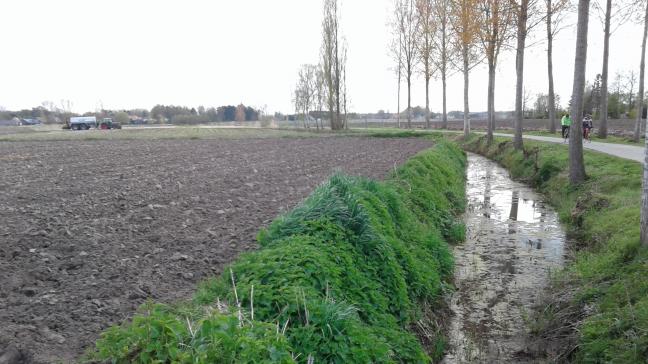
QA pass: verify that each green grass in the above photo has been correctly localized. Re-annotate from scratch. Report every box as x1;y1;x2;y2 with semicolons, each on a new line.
0;125;435;142
0;124;453;142
496;129;642;145
4;124;641;147
463;134;648;362
87;140;467;363
0;124;63;135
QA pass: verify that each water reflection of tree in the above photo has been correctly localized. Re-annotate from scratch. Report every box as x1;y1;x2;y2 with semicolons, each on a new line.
483;165;493;218
508;190;519;234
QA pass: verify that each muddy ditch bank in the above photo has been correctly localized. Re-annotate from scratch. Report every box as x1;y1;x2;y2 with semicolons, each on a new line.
443;153;567;363
0;137;432;363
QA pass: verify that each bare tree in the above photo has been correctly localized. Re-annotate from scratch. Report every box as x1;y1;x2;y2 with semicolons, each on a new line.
523;87;532;117
545;0;571;133
394;0;419;128
315;65;327;130
513;0;546;149
398;59;402;128
626;70;637;115
321;0;345;130
450;0;480;137
512;0;537;149
340;39;349;129
568;0;590;185
432;0;455;129
478;0;515;144
599;0;613;137
293;86;305;128
398;57;402;128
640;0;648;244
390;5;405;128
596;0;634;138
634;0;648;143
60;99;73;113
416;0;436;129
295;64;317;129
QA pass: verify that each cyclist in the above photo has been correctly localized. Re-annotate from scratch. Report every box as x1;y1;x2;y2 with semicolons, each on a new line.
582;114;593;142
561;114;572;142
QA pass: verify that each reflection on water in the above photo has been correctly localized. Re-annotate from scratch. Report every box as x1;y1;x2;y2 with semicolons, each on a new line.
443;153;566;363
465;155;564;264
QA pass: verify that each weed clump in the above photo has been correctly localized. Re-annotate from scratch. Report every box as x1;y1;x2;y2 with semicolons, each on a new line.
90;141;466;363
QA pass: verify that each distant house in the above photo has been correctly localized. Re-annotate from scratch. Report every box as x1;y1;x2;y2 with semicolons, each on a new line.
0;117;20;126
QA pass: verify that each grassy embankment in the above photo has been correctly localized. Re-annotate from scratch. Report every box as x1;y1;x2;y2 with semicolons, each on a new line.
87;140;466;363
464;135;648;362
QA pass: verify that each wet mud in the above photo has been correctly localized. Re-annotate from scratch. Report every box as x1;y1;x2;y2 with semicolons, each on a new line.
443;153;566;363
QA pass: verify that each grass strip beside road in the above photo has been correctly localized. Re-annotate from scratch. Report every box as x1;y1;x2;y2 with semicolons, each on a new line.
463;135;648;362
494;129;642;146
88;140;467;363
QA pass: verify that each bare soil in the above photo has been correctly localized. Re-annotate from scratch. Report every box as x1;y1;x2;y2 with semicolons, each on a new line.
0;136;431;363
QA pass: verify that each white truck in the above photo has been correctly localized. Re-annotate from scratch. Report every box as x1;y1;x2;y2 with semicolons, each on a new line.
69;116;96;130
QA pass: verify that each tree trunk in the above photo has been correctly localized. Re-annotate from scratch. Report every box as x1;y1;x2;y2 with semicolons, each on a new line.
329;91;335;130
569;0;590;185
441;20;448;129
463;47;470;138
514;0;529;150
643;124;648;245
334;27;341;130
599;0;612;138
407;75;412;129
442;68;448;129
487;61;496;144
547;0;557;134
305;108;309;129
641;0;648;245
425;75;430;129
317;106;321;130
397;65;401;129
629;88;635;116
635;8;648;144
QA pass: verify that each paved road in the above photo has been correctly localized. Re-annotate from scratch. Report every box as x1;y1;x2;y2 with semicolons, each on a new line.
493;133;645;164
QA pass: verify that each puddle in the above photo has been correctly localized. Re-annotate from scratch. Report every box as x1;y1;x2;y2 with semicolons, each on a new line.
442;153;566;363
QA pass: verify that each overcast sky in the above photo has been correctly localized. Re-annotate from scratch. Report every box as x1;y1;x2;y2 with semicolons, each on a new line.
0;0;644;114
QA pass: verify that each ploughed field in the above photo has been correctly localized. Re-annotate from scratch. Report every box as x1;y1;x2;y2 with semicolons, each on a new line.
0;136;432;363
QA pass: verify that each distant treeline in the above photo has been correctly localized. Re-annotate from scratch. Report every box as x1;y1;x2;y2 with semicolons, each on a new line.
151;104;259;124
0;103;261;125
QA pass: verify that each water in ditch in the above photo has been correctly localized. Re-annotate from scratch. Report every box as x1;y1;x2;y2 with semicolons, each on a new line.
442;153;567;363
